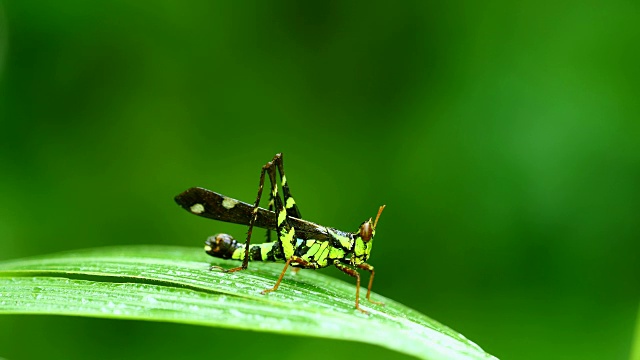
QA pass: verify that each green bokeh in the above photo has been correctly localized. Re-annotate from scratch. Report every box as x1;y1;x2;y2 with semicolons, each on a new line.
1;1;638;359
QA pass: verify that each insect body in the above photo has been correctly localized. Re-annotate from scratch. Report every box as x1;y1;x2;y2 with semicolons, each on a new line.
175;153;385;313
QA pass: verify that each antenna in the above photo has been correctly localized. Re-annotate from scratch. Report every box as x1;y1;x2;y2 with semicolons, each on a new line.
373;205;386;229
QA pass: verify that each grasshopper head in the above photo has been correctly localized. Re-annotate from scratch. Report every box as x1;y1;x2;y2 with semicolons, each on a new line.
352;205;386;264
360;204;386;242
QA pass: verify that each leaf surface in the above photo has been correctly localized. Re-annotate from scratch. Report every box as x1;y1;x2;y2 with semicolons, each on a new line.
0;246;498;360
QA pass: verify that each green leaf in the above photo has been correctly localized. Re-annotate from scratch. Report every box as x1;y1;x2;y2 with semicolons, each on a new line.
0;246;498;360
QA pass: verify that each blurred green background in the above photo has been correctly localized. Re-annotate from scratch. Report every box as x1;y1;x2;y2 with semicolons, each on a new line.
1;1;638;359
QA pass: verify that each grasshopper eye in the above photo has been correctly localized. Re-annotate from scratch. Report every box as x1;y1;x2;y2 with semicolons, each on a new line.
360;221;373;242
